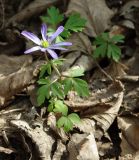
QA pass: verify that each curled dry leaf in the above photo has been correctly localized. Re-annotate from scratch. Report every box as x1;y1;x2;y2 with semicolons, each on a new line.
118;115;139;158
10;120;55;160
52;140;67;160
119;0;139;20
66;81;124;138
0;55;37;106
66;0;114;37
68;133;99;160
117;0;139;29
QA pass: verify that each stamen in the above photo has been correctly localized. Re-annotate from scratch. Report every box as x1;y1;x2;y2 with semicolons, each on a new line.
42;40;49;48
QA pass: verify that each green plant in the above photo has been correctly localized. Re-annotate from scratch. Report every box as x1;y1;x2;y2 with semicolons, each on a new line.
37;60;89;132
21;7;89;132
40;6;86;39
93;32;125;62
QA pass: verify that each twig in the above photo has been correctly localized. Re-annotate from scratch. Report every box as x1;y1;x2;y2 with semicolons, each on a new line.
94;60;113;81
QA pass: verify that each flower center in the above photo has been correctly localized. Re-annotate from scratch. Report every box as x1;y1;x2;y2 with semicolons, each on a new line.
41;40;49;48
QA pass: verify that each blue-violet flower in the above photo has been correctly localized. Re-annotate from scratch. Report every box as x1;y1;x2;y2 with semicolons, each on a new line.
21;24;72;59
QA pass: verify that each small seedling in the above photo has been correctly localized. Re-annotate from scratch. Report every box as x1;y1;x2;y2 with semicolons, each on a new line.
93;32;125;62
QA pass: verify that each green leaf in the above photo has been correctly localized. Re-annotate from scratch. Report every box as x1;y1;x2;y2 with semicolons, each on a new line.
57;116;67;128
107;44;113;59
93;43;107;58
61;29;71;38
93;32;124;62
63;118;73;132
47;101;54;112
37;84;50;101
57;116;73;132
37;94;46;106
51;82;65;99
67;66;85;77
68;113;80;124
72;78;90;97
40;6;64;27
39;63;52;78
37;78;49;85
53;100;68;116
52;58;65;66
101;32;109;41
94;35;106;46
111;34;125;43
65;13;86;32
63;78;72;95
110;44;121;62
37;85;49;106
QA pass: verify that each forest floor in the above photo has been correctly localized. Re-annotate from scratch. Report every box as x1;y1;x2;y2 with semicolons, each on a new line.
0;0;139;159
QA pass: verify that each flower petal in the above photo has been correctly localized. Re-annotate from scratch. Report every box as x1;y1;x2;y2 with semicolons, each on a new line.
48;26;64;43
41;23;47;41
48;46;68;51
51;42;72;47
21;31;41;45
24;46;40;54
46;48;58;59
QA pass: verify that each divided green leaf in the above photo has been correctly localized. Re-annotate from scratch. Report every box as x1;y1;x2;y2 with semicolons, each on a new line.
93;42;107;58
68;113;80;124
40;6;64;27
37;83;51;106
93;32;124;62
65;13;86;32
63;78;72;95
52;58;65;66
67;66;84;77
51;81;65;99
72;78;90;97
111;34;125;43
57;116;73;132
61;13;86;38
39;63;52;78
53;100;68;116
57;113;80;132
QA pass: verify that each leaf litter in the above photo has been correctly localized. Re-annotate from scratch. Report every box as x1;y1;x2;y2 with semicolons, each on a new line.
0;0;139;159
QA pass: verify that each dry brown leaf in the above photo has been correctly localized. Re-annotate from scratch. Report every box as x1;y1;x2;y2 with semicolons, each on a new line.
66;81;124;139
118;115;139;157
0;55;38;106
127;47;139;75
120;0;139;20
93;62;127;79
65;80;124;111
60;33;94;73
93;91;123;139
6;0;59;26
66;0;114;37
10;120;55;160
68;133;99;160
75;118;95;133
52;140;67;160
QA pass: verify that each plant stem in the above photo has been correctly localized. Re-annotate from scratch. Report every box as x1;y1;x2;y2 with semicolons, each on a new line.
94;60;113;81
